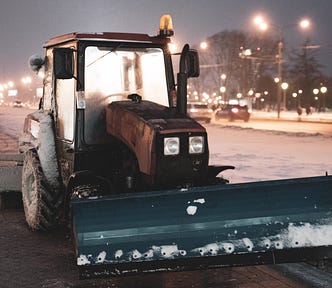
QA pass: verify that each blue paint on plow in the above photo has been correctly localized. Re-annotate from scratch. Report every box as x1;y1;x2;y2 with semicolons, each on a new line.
71;175;332;278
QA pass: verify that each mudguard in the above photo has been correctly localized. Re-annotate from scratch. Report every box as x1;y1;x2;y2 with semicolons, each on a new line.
71;175;332;278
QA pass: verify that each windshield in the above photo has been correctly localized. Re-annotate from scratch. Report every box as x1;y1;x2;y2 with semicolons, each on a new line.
84;46;169;145
85;46;169;104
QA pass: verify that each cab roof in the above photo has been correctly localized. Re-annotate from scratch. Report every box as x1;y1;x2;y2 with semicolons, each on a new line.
44;32;169;48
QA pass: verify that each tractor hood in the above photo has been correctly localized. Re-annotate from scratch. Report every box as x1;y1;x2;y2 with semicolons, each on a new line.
106;100;205;133
105;100;208;180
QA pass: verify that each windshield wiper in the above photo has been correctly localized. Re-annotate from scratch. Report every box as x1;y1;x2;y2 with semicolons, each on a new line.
87;44;123;67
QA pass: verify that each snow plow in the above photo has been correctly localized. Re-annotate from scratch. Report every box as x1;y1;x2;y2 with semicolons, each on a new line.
73;175;332;278
16;14;332;278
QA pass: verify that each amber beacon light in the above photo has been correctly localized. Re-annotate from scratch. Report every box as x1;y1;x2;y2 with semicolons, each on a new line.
158;14;174;37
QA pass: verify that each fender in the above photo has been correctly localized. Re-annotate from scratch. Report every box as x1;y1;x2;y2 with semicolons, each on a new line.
21;111;62;192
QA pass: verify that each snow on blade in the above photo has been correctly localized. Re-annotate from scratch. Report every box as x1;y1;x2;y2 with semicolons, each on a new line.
77;254;91;266
243;238;254;251
115;250;123;259
96;251;107;263
194;198;206;204
186;205;197;215
282;223;332;247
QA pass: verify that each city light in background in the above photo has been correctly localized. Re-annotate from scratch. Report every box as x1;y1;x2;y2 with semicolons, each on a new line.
0;73;42;108
252;14;311;118
187;9;332;116
0;6;330;114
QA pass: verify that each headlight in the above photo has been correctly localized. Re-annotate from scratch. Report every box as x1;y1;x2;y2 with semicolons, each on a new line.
164;137;180;155
189;136;204;154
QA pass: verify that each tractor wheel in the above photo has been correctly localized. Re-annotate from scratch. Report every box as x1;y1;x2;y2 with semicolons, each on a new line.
22;149;58;231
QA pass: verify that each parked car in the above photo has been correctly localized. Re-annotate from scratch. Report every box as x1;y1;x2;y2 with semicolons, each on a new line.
13;100;23;108
215;104;251;122
187;102;213;123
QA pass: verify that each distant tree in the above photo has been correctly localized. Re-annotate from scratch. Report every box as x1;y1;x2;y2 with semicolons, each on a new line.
287;39;323;108
189;30;277;104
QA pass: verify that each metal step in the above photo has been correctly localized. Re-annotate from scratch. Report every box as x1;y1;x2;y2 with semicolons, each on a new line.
0;166;22;192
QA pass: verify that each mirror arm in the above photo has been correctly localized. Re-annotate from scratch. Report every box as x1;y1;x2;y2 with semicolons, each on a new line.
176;44;190;115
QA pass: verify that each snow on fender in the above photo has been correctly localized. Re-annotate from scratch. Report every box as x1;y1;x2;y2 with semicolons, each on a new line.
36;112;62;190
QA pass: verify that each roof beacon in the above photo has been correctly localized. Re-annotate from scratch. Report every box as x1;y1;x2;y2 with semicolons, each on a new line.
158;14;174;37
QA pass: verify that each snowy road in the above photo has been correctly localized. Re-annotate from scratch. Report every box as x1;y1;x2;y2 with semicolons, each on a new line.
206;122;332;183
215;116;332;137
1;105;332;184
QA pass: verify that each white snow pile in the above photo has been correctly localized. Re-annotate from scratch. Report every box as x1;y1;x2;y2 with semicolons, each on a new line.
186;198;206;215
77;245;187;266
285;222;332;247
76;220;332;266
206;124;332;183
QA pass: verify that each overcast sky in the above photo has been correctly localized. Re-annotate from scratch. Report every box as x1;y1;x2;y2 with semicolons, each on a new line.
1;0;331;80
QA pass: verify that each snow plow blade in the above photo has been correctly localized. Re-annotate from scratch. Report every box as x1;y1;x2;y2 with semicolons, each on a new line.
71;175;332;279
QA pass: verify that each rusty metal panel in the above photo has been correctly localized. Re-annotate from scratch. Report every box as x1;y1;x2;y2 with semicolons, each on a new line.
106;102;155;175
44;32;169;48
105;101;206;176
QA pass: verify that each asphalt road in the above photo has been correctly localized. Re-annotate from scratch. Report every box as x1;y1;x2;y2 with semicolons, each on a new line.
1;106;332;287
0;208;328;288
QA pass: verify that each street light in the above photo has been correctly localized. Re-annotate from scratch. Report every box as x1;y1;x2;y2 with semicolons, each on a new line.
299;19;310;29
200;41;208;50
281;82;289;110
320;86;327;94
292;92;298;109
313;86;328;111
320;86;327;111
21;76;32;84
253;15;311;118
219;86;226;93
220;74;227;102
313;88;320;110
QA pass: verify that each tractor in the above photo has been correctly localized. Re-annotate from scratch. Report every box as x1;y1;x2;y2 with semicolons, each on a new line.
19;15;332;278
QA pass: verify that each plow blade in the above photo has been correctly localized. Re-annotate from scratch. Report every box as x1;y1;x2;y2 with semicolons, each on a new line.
71;175;332;278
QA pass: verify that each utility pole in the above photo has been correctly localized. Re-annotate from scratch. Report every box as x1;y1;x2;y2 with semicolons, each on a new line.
277;40;283;119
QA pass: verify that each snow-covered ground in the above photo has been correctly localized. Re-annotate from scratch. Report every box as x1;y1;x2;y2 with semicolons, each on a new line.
206;123;332;183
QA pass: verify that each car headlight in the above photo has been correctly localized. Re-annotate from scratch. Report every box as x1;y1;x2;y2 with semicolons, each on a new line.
164;137;180;155
189;136;204;154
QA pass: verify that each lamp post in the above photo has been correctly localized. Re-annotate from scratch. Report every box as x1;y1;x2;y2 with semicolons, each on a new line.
277;40;283;116
281;82;289;110
297;89;303;107
292;92;298;110
320;86;327;111
313;86;328;112
220;73;227;103
253;16;311;118
313;88;320;111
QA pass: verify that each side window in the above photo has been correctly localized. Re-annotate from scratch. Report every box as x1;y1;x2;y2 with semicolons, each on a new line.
56;78;75;141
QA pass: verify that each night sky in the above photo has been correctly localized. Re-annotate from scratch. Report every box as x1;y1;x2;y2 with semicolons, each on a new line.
1;0;331;79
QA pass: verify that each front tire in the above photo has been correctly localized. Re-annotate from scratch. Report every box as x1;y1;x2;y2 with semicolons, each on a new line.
22;149;58;231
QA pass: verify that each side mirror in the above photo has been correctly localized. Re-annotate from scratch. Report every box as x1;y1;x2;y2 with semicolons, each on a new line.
53;48;74;79
29;54;45;73
186;49;200;78
177;44;200;115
